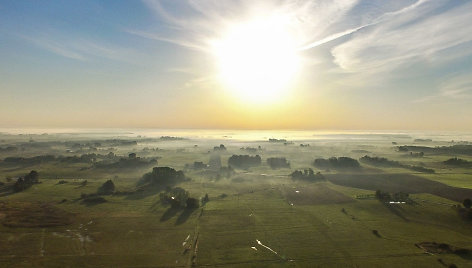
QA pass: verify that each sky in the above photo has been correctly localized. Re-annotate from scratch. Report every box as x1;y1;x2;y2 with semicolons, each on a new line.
1;0;472;131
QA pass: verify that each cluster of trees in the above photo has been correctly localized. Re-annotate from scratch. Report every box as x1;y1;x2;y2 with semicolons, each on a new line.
444;157;471;166
240;147;260;153
213;144;226;151
140;167;186;186
409;152;424;157
267;157;290;169
228;155;261;168
192;161;207;169
13;170;39;192
268;138;287;143
375;190;409;202
65;139;137;149
159;187;199;209
93;154;157;169
159;136;185;141
291;168;325;181
313;157;360;169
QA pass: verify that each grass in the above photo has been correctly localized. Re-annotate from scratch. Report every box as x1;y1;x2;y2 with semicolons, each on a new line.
0;134;472;267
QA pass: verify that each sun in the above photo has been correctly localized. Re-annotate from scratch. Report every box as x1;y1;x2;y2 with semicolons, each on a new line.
212;15;300;103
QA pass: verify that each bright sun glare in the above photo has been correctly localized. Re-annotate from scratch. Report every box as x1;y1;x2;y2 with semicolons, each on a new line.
213;15;300;103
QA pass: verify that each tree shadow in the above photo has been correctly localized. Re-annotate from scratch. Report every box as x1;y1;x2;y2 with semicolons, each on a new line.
175;208;198;225
0;184;15;197
160;207;182;222
383;203;409;222
125;184;172;200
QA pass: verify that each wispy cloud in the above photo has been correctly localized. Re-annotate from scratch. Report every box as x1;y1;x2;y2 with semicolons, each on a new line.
331;1;472;73
20;33;140;63
131;0;361;52
414;75;472;103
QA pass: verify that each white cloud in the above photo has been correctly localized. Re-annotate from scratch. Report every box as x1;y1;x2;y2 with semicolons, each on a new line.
331;0;472;73
414;75;472;103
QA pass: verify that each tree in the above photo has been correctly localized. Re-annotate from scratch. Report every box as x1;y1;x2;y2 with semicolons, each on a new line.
140;167;186;186
160;187;189;208
202;193;209;204
463;198;472;209
98;180;115;195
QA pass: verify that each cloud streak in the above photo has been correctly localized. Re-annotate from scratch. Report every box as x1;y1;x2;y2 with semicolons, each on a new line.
331;0;472;72
20;33;140;63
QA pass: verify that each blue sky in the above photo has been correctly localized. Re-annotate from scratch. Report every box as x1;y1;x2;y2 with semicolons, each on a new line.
1;0;471;130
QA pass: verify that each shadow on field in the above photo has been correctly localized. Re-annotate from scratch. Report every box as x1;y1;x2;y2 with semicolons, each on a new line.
0;184;14;197
160;207;181;222
125;185;164;200
176;208;197;225
159;207;197;225
383;203;409;222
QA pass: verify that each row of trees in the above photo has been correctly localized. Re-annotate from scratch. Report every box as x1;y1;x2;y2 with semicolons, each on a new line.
291;168;325;181
313;157;360;169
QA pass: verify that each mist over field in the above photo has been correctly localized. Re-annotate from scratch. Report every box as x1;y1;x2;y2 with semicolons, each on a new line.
1;129;472;267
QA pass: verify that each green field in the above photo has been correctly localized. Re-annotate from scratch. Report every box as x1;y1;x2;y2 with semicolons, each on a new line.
1;131;472;267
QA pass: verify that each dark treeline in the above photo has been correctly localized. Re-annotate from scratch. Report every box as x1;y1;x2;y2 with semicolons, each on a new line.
444;157;472;166
159;136;186;141
361;155;434;173
1;153;157;169
360;155;402;167
267;157;290;169
398;145;472;155
313;157;360;169
268;138;287;143
228;155;261;168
